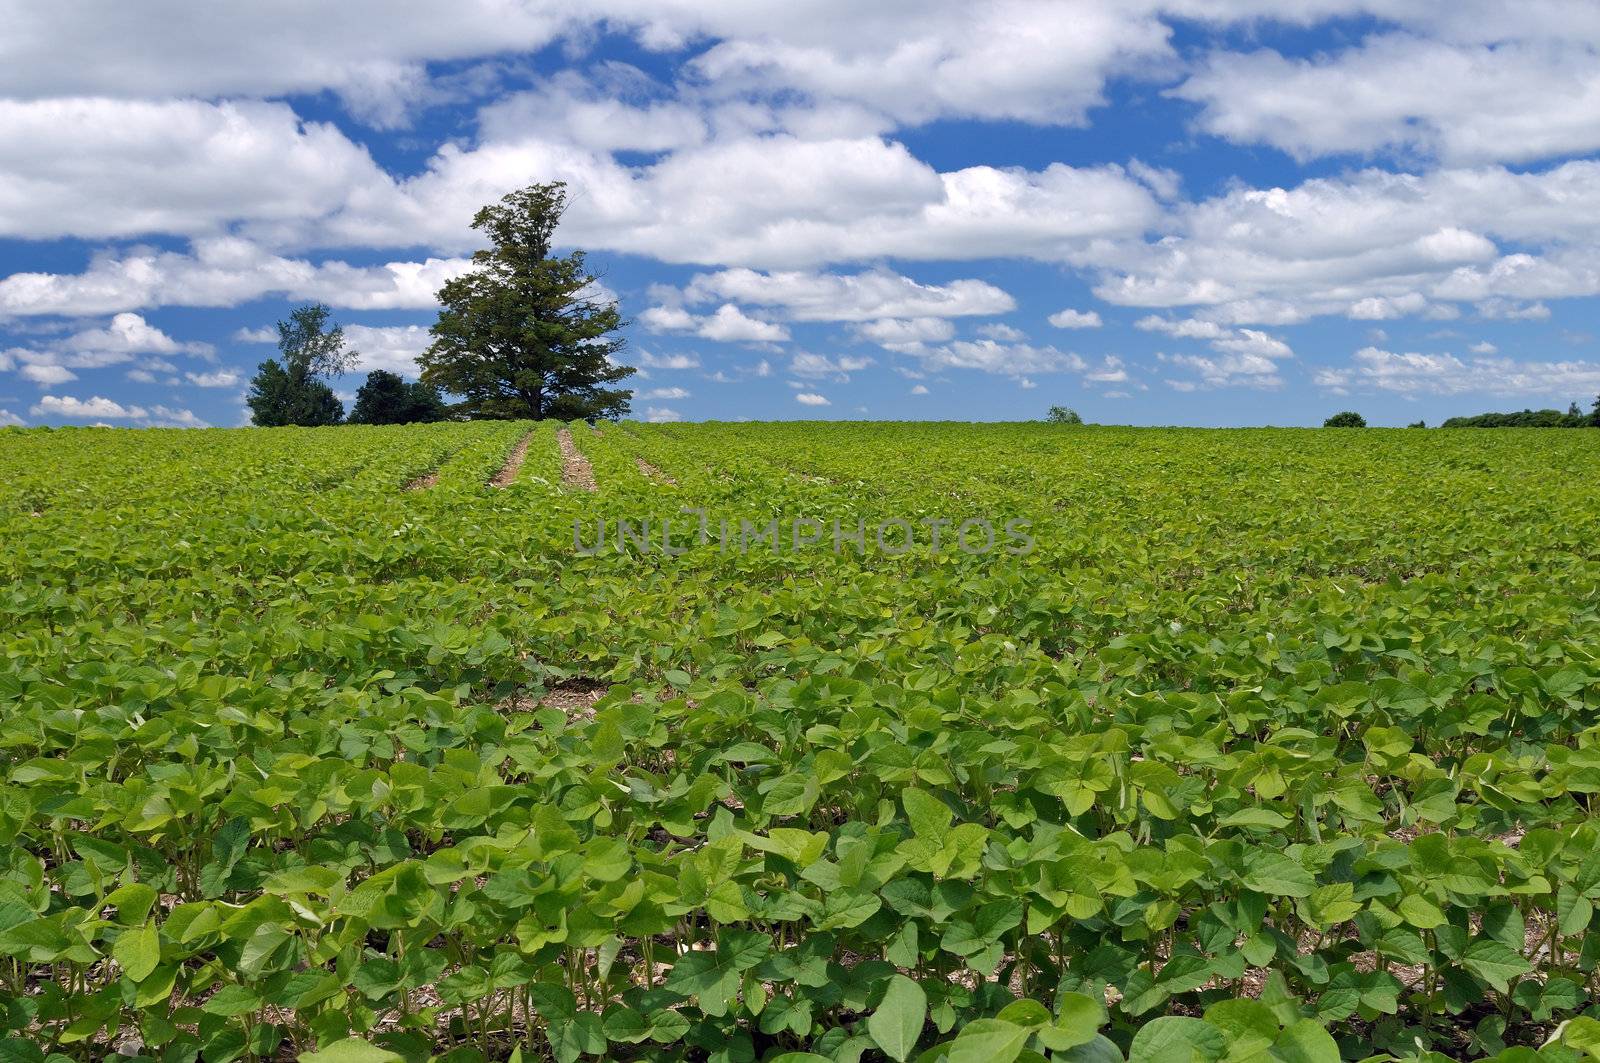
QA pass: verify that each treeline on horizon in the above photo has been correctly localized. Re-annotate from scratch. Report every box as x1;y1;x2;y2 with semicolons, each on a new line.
1436;398;1600;428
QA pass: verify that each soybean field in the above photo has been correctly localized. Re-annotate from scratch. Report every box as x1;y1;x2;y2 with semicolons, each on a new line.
4;422;1600;1063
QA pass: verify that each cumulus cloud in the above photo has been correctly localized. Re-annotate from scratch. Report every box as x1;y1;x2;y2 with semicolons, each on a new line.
20;363;75;385
679;268;1014;321
30;394;142;419
0;98;394;239
1048;308;1103;328
643;405;682;422
629;350;701;370
1092;162;1600;324
1315;345;1600;397
642;302;790;343
0;239;470;316
790;352;873;377
342;324;435;376
1175;35;1600;165
794;392;831;406
0;409;23;427
917;339;1087;376
184;369;241;388
853;317;957;353
639;385;691;399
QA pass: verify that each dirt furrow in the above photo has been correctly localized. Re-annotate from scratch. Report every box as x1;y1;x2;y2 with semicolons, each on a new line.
635;458;676;485
404;471;439;491
558;428;597;492
490;431;534;487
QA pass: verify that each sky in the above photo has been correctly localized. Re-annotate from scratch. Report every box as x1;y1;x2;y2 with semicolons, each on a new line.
4;2;1600;428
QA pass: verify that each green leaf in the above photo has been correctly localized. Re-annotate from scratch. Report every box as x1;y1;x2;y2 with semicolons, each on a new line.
903;789;952;841
112;920;160;983
945;1019;1031;1063
868;975;927;1062
1128;1017;1227;1063
1270;1020;1341;1063
1462;939;1534;992
1241;851;1315;898
298;1039;405;1063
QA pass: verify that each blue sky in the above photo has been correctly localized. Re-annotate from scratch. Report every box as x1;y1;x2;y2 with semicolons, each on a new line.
4;2;1600;428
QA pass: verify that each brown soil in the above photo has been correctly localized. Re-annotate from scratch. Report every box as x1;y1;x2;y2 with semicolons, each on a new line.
500;679;607;723
558;428;598;492
636;458;676;485
403;471;439;491
490;431;534;487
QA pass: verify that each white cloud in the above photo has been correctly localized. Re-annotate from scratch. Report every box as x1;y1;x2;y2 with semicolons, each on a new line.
630;350;701;370
645;302;790;343
1091;162;1600;324
0;239;470;316
343;324;435;376
790;352;872;377
0;409;23;427
640;385;691;399
679;268;1014;321
30;394;143;419
0;98;394;239
0;3;575;123
1470;340;1498;354
1175;34;1600;165
184;369;241;388
795;392;831;406
312;131;1160;268
1138;315;1296;367
1475;298;1551;320
1211;329;1293;359
910;384;930;395
1315;345;1600;397
639;306;699;331
63;313;213;359
1159;350;1286;389
233;326;278;343
20;363;75;385
918;339;1086;375
853;317;956;352
683;2;1173;129
975;322;1026;341
643;405;682;422
144;404;209;428
1084;355;1129;383
1048;308;1103;328
476;70;710;154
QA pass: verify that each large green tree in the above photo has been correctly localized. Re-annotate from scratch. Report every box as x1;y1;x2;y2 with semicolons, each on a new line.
247;304;358;427
419;182;634;421
348;369;449;425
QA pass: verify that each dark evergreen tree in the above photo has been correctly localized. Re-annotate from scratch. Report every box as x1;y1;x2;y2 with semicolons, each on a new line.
419;182;634;421
348;370;448;425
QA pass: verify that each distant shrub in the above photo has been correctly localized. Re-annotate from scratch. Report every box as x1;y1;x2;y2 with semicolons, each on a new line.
1046;406;1084;425
1324;411;1367;427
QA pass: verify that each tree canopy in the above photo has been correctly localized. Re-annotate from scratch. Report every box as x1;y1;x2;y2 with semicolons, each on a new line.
1440;402;1595;428
1323;411;1367;427
348;370;449;425
246;304;358;427
419;182;634;421
1046;406;1083;425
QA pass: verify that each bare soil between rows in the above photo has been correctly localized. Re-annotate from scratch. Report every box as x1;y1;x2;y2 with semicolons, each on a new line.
490;431;534;487
558;428;597;492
